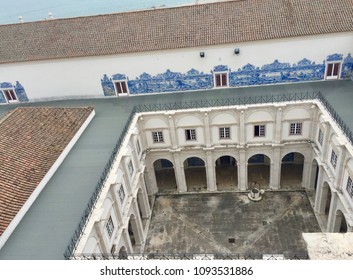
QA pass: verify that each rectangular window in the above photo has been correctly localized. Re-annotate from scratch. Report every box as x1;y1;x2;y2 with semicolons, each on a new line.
290;122;302;135
254;125;265;137
106;216;114;238
136;140;141;155
215;73;227;87
115;81;128;94
219;127;230;139
118;185;125;204
128;160;134;176
347;176;353;198
185;129;196;141
326;63;340;79
152;131;164;143
3;89;17;102
330;150;338;169
318;129;324;146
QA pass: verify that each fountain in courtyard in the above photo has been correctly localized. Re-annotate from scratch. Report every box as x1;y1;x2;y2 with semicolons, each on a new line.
248;188;265;202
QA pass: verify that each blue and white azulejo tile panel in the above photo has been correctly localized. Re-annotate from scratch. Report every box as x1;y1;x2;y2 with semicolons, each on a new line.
0;81;28;103
102;53;353;96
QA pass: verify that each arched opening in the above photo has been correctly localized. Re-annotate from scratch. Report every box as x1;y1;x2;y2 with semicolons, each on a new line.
128;214;140;250
322;182;332;226
280;152;304;189
334;210;348;233
310;159;319;190
184;157;206;191
215;156;237;191
118;246;128;259
247;154;270;189
153;159;177;193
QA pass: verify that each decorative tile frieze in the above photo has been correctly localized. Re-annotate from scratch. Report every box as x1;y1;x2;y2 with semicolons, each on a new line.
102;54;353;96
0;81;28;103
341;54;353;79
101;74;115;96
326;53;343;62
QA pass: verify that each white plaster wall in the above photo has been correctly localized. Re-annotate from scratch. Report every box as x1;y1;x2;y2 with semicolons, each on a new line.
177;127;205;146
144;129;171;148
281;120;311;141
211;125;238;145
0;32;352;101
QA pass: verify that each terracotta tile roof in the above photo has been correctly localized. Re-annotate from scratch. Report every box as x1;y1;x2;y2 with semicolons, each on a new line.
0;0;352;64
0;107;94;236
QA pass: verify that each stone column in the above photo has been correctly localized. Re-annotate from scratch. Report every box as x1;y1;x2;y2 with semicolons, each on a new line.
121;228;133;253
239;110;246;146
205;150;216;191
274;106;282;144
172;152;187;192
301;150;312;188
94;221;109;253
314;165;324;213
145;161;158;195
335;147;346;193
137;178;151;219
239;149;247;190
321;122;331;163
167;113;178;149
203;111;212;148
270;147;281;190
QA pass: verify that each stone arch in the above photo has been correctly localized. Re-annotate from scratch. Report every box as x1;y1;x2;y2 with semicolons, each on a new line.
128;214;140;250
282;107;311;120
215;155;237;191
102;197;114;218
319;181;332;228
247;154;271;189
183;157;206;192
118;246;128;259
310;158;319;190
210;112;237;125
280;152;305;189
334;209;348;233
246;109;274;123
176;114;203;127
153;158;177;193
83;236;99;254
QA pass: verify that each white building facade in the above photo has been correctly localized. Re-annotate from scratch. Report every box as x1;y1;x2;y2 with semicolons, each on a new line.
71;98;353;257
0;1;352;103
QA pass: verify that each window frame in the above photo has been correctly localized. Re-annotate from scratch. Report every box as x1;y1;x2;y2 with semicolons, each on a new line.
2;88;18;103
289;122;302;135
114;80;129;95
330;150;338;169
325;62;341;80
136;139;141;155
117;184;126;204
214;72;228;87
152;131;164;143
185;128;197;141
219;127;231;139
318;128;324;146
105;216;115;239
346;176;353;198
254;124;266;137
128;160;134;176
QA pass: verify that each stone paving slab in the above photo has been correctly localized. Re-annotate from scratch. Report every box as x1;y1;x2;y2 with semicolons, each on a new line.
145;191;321;256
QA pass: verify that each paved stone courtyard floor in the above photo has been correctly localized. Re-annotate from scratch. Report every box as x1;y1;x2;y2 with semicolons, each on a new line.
144;191;321;257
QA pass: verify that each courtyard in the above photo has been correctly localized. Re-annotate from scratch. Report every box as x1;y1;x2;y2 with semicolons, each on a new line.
144;191;321;258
